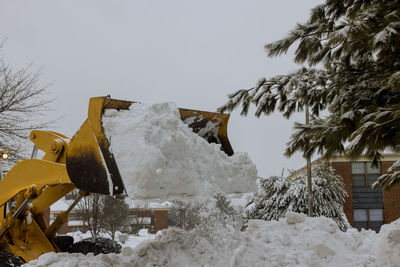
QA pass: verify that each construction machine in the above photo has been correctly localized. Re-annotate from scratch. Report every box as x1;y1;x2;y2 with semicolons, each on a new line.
0;96;233;265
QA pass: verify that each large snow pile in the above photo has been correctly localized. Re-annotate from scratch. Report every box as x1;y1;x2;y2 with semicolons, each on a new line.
102;102;257;200
25;213;400;267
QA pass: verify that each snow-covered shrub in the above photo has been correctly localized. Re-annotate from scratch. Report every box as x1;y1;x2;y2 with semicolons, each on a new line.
168;200;204;230
244;164;349;230
209;193;237;227
169;194;241;233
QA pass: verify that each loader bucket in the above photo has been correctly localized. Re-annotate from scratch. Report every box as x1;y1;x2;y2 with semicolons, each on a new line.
66;96;234;196
179;109;233;156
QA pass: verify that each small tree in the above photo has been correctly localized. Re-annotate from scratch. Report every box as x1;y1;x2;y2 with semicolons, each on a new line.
169;194;239;231
212;193;237;227
168;200;203;231
101;196;130;240
244;164;348;230
77;194;103;237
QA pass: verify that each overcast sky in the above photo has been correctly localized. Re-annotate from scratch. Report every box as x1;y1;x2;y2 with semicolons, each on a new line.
1;0;324;178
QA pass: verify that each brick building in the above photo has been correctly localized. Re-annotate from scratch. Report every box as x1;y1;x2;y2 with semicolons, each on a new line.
49;199;86;234
49;198;169;234
293;153;400;232
126;208;169;234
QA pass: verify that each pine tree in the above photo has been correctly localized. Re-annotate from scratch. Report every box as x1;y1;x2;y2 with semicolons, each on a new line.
219;0;400;187
243;164;348;230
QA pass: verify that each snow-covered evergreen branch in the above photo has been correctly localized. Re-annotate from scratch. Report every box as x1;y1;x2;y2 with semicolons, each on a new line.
220;0;400;187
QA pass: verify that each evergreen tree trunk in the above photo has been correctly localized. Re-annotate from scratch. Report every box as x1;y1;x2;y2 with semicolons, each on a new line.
305;105;313;217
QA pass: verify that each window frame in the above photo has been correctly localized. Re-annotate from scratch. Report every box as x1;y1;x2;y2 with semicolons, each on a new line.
351;162;381;187
353;208;383;231
351;161;384;232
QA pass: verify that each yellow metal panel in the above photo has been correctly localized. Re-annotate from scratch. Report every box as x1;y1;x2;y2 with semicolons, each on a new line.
31;184;75;216
0;159;71;207
4;217;55;263
66;119;112;194
66;96;133;195
30;130;69;163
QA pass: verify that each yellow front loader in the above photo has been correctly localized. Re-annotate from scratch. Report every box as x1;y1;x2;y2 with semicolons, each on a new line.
0;96;233;265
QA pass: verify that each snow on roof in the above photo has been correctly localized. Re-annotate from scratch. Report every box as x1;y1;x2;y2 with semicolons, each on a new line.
147;202;172;209
126;198;172;209
67;221;85;227
50;198;74;212
126;193;253;210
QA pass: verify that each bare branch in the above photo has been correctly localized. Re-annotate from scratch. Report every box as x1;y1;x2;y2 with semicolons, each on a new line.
0;45;53;161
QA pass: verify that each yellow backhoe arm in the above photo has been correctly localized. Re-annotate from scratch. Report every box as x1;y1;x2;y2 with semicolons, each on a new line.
0;130;73;262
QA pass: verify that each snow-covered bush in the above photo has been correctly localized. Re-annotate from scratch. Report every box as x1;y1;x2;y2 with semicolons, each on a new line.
165;197;240;252
169;194;241;233
168;200;204;230
244;164;349;230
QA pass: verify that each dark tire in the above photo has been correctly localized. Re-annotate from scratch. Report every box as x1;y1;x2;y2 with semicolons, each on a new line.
53;235;74;252
67;237;121;255
0;250;23;267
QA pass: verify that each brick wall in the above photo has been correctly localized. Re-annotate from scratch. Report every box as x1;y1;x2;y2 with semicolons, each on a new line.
381;161;400;224
130;208;169;234
331;162;354;225
153;210;168;233
332;160;400;226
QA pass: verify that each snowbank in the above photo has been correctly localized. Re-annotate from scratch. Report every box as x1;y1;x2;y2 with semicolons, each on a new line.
102;102;257;200
66;230;156;249
25;213;400;267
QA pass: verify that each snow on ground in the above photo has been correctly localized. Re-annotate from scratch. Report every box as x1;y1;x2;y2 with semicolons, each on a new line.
102;102;258;200
25;213;400;267
66;229;156;249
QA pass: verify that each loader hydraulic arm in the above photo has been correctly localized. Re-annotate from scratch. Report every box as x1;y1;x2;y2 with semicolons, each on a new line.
0;130;74;262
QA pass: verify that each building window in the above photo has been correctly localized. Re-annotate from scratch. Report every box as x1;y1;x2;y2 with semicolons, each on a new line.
351;162;381;187
353;209;384;232
68;212;82;222
351;162;383;232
